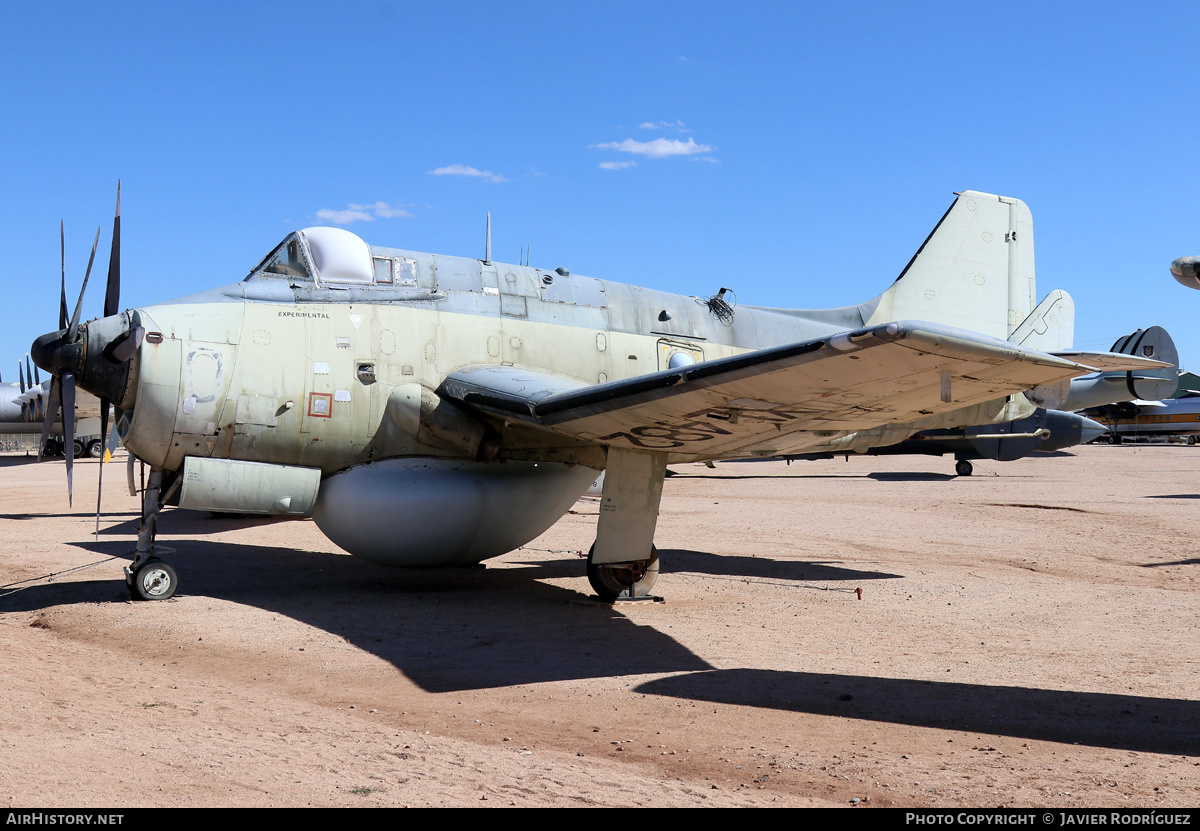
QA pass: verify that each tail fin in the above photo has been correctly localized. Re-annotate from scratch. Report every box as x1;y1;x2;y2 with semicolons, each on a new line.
1063;326;1179;410
1109;326;1179;400
866;191;1036;341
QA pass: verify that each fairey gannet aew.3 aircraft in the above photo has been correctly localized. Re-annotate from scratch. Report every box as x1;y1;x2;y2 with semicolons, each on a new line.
31;190;1166;602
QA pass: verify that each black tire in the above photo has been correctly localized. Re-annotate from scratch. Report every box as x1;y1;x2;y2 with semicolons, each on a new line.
130;558;178;601
43;438;60;457
72;439;84;458
955;460;973;477
87;439;103;458
586;543;659;601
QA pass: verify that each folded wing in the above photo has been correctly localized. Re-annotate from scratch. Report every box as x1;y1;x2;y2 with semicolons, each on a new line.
439;321;1093;457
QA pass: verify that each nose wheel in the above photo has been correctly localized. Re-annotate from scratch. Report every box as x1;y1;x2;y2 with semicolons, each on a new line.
955;459;974;477
126;558;178;601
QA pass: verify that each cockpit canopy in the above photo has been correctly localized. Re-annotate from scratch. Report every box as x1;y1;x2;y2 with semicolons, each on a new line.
248;227;374;284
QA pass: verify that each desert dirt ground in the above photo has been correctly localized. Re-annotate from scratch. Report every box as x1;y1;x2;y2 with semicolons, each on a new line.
0;443;1198;808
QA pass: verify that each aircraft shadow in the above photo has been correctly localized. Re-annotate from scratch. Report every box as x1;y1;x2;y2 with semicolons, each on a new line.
0;455;43;468
668;472;865;481
0;511;140;523
2;531;711;694
502;548;901;584
635;668;1200;756
659;548;900;582
868;472;956;482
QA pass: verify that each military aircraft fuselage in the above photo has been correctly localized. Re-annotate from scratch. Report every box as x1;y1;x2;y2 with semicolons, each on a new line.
124;259;874;474
34;199;1068;575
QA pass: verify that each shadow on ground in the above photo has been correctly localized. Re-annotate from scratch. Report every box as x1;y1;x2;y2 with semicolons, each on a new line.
637;668;1200;756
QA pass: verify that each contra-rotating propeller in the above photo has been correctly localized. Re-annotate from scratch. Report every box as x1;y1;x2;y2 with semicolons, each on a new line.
30;182;141;510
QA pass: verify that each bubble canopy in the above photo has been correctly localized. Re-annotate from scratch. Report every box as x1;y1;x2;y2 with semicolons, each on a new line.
248;226;373;284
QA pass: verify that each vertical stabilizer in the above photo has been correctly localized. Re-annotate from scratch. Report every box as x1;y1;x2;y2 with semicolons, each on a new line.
866;191;1035;340
1062;325;1180;410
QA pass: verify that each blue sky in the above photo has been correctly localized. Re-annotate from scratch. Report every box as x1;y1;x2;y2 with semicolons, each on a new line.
3;1;1199;379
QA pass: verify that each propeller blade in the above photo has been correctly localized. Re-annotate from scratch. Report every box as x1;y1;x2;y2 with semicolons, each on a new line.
25;355;34;390
66;227;101;343
18;361;25;394
62;371;75;507
105;410;123;463
96;397;109;536
37;375;61;462
32;360;41;386
60;220;68;331
104;182;120;318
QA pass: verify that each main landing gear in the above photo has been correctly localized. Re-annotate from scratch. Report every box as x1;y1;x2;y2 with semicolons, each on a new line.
125;466;179;601
588;449;666;602
587;543;659;601
955;459;974;477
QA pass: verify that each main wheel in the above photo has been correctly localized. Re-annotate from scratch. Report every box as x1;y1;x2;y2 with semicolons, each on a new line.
130;558;178;601
87;439;103;458
72;439;84;458
587;543;659;601
955;459;973;476
43;438;60;457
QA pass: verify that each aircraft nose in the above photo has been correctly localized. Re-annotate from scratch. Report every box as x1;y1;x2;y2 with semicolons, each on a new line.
1079;416;1107;445
1170;256;1200;290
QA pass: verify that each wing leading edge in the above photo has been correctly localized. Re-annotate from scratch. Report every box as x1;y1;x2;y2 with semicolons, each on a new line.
439;321;1093;457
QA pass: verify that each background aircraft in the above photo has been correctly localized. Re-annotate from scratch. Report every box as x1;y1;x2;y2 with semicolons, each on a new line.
30;190;1163;602
786;408;1107;477
0;358;101;455
1170;257;1200;291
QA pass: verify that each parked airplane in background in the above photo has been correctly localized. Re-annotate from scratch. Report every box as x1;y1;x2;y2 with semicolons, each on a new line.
1084;395;1200;443
1170;257;1200;290
0;357;101;455
787;408;1107;476
30;189;1165;602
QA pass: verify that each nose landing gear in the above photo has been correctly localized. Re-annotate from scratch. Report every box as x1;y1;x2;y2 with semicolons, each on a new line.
127;558;178;601
125;467;179;601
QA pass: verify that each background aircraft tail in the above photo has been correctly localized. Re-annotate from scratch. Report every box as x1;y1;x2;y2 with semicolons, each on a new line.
1063;325;1179;411
866;191;1062;345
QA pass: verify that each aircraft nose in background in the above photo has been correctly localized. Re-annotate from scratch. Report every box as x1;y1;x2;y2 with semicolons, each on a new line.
1170;256;1200;290
1079;415;1107;445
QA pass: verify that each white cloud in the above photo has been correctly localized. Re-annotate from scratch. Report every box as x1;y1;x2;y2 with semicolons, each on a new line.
428;164;507;183
315;201;415;225
349;201;414;218
638;120;689;132
599;161;637;170
316;208;373;225
590;137;714;159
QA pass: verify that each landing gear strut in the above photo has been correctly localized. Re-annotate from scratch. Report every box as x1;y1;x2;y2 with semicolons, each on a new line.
588;449;666;602
125;467;179;600
587;543;659;601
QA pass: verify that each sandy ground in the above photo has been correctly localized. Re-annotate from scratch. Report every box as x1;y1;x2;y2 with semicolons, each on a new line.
0;444;1198;808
